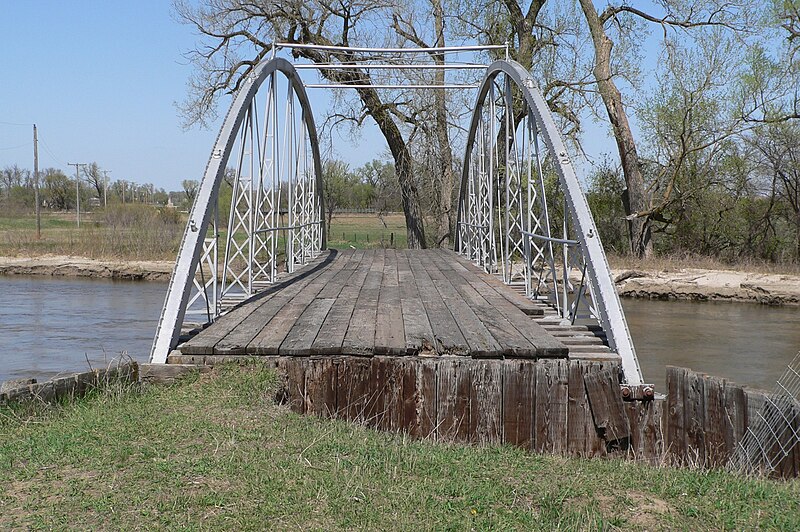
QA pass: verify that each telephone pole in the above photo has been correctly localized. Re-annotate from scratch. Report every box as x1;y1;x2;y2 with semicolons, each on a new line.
33;124;41;239
67;162;86;228
102;170;111;208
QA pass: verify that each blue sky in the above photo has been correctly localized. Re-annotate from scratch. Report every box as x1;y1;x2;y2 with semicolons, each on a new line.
0;1;649;192
1;1;221;190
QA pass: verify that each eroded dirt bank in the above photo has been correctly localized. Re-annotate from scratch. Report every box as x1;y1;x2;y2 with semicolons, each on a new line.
0;255;172;281
613;268;800;306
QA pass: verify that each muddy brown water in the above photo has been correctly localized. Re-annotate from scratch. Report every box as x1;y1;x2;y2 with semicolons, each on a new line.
1;276;798;392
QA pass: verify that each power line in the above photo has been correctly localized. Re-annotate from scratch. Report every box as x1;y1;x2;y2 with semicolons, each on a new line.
0;142;30;150
0;120;30;127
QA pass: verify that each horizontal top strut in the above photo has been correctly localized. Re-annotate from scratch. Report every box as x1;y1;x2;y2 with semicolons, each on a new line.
276;42;508;55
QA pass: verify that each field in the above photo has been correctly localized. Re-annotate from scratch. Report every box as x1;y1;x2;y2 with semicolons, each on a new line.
0;210;408;261
1;363;798;530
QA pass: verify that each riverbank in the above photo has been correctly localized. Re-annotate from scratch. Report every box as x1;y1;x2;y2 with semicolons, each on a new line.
613;267;800;306
3;253;800;306
0;255;172;281
1;363;797;529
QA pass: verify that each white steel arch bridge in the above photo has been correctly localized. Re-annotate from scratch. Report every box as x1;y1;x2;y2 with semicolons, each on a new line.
150;46;648;392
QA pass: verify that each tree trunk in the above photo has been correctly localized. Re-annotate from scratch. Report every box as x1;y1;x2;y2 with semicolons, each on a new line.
578;0;653;258
432;0;455;247
355;85;427;248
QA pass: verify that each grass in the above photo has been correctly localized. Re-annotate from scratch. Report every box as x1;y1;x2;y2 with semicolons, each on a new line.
1;363;798;530
0;209;183;261
327;213;408;250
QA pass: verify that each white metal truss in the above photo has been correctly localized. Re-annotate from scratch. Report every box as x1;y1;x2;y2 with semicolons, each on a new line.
455;60;644;386
150;58;325;364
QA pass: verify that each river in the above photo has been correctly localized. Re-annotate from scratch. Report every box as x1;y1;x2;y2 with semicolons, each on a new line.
1;276;798;391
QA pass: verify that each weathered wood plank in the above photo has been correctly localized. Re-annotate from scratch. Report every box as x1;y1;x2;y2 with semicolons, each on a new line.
439;252;566;358
342;251;383;356
428;266;503;357
436;358;471;440
534;359;569;454
304;358;337;417
502;360;535;449
336;357;371;421
447;250;544;317
279;298;336;356
374;250;407;355
703;375;728;467
624;398;665;463
684;370;707;467
584;367;630;445
567;361;607;457
471;360;503;443
311;251;371;354
407;253;469;355
219;250;347;355
665;366;687;464
396;251;435;354
180;250;337;354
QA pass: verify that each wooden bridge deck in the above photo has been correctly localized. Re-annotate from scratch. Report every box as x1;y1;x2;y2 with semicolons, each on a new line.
179;249;577;359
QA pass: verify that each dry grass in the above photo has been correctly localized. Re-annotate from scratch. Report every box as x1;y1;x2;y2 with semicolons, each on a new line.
608;251;800;276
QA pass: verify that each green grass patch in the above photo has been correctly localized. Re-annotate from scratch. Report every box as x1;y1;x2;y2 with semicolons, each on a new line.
1;363;798;529
327;213;408;249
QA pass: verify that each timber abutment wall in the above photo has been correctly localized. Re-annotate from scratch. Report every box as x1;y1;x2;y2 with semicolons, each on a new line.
195;355;795;478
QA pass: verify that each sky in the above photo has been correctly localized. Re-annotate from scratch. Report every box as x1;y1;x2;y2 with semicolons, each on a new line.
0;1;652;192
1;1;223;191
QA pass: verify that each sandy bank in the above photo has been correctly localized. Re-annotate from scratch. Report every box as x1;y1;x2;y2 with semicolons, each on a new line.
2;254;800;306
613;267;800;306
0;255;172;281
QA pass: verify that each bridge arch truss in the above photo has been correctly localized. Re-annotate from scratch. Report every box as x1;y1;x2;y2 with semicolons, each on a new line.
150;57;325;363
456;60;643;386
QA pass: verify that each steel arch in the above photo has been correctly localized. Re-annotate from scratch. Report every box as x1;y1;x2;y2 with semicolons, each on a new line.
455;60;644;386
150;57;325;364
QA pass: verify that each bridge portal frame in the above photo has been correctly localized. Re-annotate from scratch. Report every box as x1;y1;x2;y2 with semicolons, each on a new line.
150;57;325;364
151;49;647;392
455;60;644;387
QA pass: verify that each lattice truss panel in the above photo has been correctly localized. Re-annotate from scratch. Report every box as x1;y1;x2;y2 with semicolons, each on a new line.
150;58;324;364
456;60;643;386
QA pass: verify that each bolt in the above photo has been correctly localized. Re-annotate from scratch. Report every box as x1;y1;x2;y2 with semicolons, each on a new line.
621;386;631;398
643;386;654;398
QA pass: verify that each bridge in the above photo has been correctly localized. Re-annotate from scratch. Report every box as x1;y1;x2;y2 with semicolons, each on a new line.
148;44;661;451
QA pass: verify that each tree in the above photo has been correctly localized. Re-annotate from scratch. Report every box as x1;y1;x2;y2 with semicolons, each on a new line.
42;168;73;210
322;160;354;238
182;179;199;205
83;162;105;200
752;121;800;260
174;0;430;248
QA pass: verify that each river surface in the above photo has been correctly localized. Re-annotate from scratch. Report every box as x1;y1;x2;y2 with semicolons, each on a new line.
1;276;799;391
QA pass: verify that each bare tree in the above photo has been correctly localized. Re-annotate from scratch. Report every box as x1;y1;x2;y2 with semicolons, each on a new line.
174;0;430;248
83;162;105;200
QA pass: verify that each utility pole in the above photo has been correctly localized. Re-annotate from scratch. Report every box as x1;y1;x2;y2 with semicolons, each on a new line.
33;124;41;239
102;170;111;208
67;162;86;228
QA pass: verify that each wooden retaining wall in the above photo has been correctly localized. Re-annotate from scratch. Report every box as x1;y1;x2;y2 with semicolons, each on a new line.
275;357;800;476
277;356;665;461
665;366;800;478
